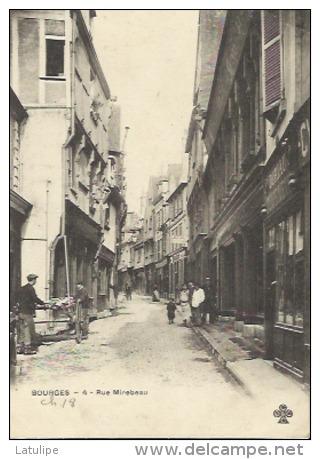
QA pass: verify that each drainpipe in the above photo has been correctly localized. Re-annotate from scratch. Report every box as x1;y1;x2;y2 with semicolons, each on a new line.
216;243;221;312
48;10;76;299
45;180;51;300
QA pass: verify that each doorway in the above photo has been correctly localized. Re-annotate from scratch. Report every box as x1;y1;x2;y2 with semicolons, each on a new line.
265;250;276;359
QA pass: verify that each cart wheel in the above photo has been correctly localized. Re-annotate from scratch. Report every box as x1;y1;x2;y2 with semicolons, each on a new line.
75;300;82;344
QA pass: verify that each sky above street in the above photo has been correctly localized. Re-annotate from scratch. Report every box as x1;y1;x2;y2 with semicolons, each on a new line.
93;10;199;214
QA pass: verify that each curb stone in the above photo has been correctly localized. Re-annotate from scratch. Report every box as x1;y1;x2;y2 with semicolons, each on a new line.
150;299;252;395
191;324;253;396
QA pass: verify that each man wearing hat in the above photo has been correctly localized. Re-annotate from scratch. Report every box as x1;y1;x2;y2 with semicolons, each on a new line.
75;280;90;339
16;274;45;355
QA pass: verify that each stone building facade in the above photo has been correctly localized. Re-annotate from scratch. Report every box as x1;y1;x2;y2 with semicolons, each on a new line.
190;9;310;382
10;10;126;315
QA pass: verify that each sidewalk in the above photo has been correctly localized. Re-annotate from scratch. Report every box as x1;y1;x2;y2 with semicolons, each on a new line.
139;296;309;400
191;319;309;397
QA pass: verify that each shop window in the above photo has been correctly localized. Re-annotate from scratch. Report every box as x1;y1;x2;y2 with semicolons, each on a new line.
276;221;286;323
275;211;304;326
295;210;304;253
98;266;107;296
286;216;295;324
267;227;276;249
288;215;294;256
294;259;304;327
46;39;65;78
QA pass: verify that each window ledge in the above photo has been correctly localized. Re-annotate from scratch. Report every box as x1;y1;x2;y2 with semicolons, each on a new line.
39;76;66;81
274;322;303;333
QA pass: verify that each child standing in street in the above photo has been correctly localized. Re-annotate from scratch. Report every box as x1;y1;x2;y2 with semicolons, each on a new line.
166;296;176;325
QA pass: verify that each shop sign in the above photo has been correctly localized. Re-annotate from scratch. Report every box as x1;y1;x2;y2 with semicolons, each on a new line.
155;258;168;269
266;153;289;192
171;238;187;244
298;118;310;167
265;151;291;215
266;172;291;215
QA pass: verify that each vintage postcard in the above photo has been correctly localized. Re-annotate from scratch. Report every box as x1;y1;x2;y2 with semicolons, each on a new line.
9;7;311;444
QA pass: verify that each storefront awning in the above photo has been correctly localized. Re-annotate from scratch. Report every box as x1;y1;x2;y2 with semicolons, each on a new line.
155;258;168;269
10;189;32;217
99;245;115;264
65;199;101;245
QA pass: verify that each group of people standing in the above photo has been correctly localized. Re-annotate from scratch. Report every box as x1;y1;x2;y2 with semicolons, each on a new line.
166;277;218;326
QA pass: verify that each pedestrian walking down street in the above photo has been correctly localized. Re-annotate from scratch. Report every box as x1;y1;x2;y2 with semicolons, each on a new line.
166;296;176;324
178;284;191;326
202;276;217;325
75;280;90;339
16;274;45;355
191;282;205;326
152;284;160;302
125;283;132;301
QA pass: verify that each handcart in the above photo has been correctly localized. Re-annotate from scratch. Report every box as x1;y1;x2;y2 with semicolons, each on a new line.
34;297;86;344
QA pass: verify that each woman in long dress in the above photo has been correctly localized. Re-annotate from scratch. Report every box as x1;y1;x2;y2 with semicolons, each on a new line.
179;284;190;326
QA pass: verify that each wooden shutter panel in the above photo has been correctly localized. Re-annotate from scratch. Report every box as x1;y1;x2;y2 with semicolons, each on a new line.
263;10;280;44
263;10;282;109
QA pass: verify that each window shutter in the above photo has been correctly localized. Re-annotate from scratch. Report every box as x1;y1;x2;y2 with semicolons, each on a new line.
262;10;282;109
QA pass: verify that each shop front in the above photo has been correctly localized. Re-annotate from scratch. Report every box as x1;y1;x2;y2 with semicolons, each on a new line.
97;245;115;313
144;262;154;295
187;233;208;286
53;199;102;312
169;247;187;296
155;258;168;298
264;106;310;382
133;267;146;294
209;169;264;321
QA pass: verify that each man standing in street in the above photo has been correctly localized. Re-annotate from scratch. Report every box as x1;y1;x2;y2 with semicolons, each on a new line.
191;282;205;326
75;280;90;339
16;274;45;355
202;276;216;325
125;283;132;301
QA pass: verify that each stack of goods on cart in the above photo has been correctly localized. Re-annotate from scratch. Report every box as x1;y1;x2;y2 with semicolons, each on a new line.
36;297;77;341
35;297;75;336
46;296;75;317
48;296;76;309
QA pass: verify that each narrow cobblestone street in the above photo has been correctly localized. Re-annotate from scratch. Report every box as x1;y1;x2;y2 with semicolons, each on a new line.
9;9;311;445
10;296;309;439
